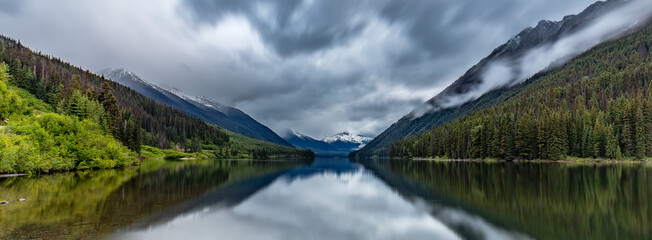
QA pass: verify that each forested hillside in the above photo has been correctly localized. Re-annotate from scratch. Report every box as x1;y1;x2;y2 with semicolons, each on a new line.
390;25;652;160
0;34;313;162
98;68;292;147
352;0;639;158
0;63;138;173
0;35;229;149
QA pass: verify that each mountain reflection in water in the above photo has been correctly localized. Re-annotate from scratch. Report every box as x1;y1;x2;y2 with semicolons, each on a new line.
111;158;528;240
4;158;648;240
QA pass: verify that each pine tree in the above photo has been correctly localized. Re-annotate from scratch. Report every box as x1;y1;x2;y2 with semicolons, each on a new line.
641;98;652;156
581;126;594;158
592;118;607;158
606;125;622;159
634;103;646;158
622;104;633;157
100;82;120;135
515;115;533;159
548;113;567;160
470;124;484;158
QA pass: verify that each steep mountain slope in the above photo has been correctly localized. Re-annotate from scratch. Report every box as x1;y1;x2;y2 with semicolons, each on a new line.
390;23;652;160
98;68;292;147
353;0;645;158
284;131;371;157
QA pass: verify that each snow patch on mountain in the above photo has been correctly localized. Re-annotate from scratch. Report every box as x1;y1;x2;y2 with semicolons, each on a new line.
100;68;164;92
322;132;372;144
194;96;231;113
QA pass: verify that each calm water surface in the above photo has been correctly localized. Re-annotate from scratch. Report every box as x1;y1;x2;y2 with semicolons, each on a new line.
0;158;650;239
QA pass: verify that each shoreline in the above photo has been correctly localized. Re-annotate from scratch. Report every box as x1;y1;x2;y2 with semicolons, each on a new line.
1;157;315;178
409;158;652;164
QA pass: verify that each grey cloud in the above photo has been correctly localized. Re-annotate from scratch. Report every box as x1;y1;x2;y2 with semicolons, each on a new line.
0;0;23;15
180;0;371;56
378;0;600;58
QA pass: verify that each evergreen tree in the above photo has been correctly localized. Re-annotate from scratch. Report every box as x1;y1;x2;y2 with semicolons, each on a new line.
470;125;484;158
100;82;120;135
606;125;622;159
622;105;633;156
63;90;87;119
634;103;646;158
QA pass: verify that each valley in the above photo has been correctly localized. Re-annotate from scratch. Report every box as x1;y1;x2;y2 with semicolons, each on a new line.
1;0;651;239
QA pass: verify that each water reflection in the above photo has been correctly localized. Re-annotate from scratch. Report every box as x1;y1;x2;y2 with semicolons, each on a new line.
0;159;302;239
370;159;652;240
112;159;525;240
3;158;649;239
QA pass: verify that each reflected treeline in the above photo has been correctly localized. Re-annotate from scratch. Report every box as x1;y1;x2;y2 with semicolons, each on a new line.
0;159;303;239
389;160;652;240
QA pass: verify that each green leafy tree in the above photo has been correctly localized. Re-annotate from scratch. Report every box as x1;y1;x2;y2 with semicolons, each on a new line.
0;63;21;120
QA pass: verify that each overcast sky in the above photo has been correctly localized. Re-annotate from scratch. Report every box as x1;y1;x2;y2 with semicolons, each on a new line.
0;0;597;138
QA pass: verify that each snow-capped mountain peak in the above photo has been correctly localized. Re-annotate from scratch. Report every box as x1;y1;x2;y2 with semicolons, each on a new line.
194;96;231;113
283;130;373;157
322;131;372;144
99;68;168;93
101;68;145;84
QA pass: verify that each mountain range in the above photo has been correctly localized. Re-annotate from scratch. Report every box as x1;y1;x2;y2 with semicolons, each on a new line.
283;130;371;157
353;0;648;158
98;68;293;147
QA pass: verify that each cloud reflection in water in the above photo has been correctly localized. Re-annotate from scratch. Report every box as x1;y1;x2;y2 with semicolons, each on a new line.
113;160;528;240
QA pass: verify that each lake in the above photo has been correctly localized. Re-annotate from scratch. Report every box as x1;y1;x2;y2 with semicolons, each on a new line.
1;158;650;239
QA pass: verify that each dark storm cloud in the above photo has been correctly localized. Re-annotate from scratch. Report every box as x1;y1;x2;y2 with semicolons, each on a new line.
180;0;597;88
378;0;604;65
181;0;371;56
0;0;604;138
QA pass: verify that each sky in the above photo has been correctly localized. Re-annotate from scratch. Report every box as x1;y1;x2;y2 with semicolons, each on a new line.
0;0;599;138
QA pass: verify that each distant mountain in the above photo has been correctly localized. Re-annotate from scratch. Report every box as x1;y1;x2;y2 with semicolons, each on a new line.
322;131;372;152
98;68;293;147
283;130;339;156
283;131;371;157
353;0;644;158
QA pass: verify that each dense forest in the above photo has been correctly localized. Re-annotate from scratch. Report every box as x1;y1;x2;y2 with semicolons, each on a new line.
390;25;652;160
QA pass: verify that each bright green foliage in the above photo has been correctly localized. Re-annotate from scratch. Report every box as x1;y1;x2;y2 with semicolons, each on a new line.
1;114;136;173
391;26;652;160
59;90;106;124
0;63;21;120
0;65;137;174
